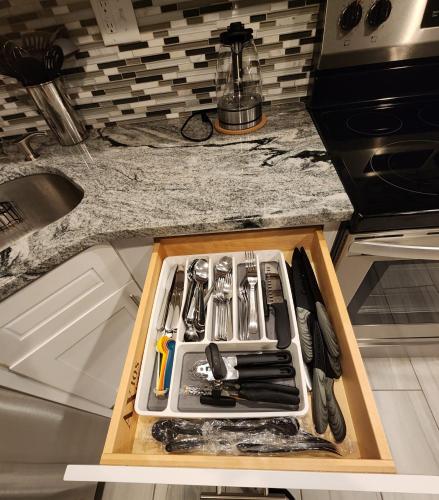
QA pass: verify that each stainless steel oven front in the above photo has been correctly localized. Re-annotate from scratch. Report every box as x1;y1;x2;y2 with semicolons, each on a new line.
336;228;439;356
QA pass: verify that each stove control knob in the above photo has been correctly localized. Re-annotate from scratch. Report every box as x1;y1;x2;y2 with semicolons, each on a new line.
367;0;392;27
339;1;363;32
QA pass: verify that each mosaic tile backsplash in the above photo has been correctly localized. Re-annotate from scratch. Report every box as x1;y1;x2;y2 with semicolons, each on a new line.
0;0;321;138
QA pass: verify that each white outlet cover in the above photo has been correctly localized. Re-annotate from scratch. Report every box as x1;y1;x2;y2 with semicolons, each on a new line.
90;0;141;46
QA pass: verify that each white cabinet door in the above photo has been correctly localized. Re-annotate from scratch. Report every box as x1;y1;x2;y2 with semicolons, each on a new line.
0;245;132;367
10;281;140;408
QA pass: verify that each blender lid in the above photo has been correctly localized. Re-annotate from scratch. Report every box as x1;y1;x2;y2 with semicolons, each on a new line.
219;22;253;45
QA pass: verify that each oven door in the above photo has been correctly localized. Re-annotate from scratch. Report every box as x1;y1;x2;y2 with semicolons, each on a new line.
336;230;439;351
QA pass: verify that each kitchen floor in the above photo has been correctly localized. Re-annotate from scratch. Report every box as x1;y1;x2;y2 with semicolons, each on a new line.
101;357;439;500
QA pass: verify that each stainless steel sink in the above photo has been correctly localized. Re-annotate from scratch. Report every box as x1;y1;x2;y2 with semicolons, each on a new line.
0;173;83;249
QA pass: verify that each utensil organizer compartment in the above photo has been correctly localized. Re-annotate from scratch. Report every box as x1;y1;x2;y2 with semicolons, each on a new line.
135;250;308;418
101;227;395;473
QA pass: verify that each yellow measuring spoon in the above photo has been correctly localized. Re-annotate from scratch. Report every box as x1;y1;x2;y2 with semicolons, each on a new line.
155;336;169;397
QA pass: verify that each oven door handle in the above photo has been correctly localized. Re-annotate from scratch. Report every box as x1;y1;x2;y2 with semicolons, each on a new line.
349;241;439;260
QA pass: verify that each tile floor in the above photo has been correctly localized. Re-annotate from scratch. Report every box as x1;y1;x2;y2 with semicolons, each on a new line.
102;357;439;500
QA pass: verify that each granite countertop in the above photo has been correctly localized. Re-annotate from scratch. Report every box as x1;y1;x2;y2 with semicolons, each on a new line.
0;104;352;300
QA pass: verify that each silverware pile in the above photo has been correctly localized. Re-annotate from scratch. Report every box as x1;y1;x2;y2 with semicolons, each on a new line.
239;251;259;340
154;265;184;396
183;258;209;342
212;272;233;341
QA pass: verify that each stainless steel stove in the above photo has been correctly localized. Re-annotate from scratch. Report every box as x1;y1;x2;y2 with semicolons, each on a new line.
307;0;439;355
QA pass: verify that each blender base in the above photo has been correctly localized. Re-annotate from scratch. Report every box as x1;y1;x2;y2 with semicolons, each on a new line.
214;114;268;135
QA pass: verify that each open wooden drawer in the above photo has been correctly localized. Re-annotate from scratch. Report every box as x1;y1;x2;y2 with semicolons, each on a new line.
100;227;395;474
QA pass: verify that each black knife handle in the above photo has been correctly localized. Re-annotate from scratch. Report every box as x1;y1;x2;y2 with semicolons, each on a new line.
238;365;295;380
239;382;300;396
235;350;292;367
239;388;300;406
273;300;291;349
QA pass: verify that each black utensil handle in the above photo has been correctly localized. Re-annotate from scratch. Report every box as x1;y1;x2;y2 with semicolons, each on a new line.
295;306;313;364
235;350;292;367
239;382;300;396
165;438;205;452
239;388;300;406
217;417;300;435
316;301;340;358
237;441;339;455
205;343;227;380
325;377;347;443
200;394;236;407
238;365;295;380
261;280;269;318
273;300;291;349
237;443;286;453
312;366;328;434
326;352;342;379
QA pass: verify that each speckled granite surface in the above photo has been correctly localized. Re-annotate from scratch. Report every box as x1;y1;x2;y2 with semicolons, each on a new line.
0;105;352;300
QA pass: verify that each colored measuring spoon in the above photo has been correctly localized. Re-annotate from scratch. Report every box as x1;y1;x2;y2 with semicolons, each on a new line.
163;339;176;392
155;336;169;397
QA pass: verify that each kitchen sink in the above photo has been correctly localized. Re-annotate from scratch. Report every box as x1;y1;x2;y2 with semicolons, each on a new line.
0;173;83;249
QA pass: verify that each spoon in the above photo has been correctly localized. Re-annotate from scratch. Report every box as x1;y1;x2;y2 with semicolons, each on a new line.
192;258;209;336
182;259;197;321
205;255;232;306
184;258;204;342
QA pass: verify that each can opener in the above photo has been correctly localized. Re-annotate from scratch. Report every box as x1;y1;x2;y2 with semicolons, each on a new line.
191;343;295;382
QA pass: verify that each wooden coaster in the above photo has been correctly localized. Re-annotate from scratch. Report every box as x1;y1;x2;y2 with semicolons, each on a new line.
214;114;268;135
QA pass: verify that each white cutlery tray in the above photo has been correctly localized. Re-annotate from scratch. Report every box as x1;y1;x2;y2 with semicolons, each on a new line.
135;250;309;419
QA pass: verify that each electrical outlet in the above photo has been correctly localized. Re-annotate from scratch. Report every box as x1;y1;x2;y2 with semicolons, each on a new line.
90;0;141;46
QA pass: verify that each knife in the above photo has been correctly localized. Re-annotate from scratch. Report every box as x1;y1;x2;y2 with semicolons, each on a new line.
263;262;291;349
169;266;185;334
260;264;276;340
290;250;314;364
156;264;178;334
300;248;340;360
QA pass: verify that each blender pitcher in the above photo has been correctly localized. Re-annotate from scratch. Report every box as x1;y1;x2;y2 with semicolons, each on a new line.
215;22;266;134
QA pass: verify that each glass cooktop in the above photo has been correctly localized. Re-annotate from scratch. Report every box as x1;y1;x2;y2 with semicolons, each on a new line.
316;101;439;216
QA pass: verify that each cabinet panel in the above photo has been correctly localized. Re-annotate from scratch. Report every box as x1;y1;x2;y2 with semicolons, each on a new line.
10;281;140;408
4;269;102;339
0;245;132;366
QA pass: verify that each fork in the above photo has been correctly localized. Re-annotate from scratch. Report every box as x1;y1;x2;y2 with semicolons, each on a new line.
238;276;248;340
245;250;259;336
213;277;225;341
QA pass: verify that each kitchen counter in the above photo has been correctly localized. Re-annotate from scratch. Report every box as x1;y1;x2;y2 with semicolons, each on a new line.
0;104;352;301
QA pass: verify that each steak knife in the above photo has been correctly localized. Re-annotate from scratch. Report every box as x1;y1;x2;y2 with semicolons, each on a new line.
263;262;291;349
